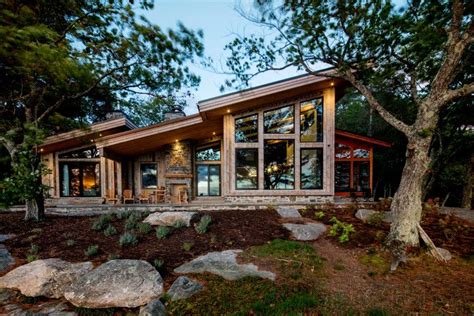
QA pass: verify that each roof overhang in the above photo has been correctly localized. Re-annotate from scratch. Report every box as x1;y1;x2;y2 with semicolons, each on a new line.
335;129;392;147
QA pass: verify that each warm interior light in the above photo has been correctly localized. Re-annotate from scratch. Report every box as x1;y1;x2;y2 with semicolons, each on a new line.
40;148;44;152
90;139;94;142
226;109;230;113
175;139;179;142
330;82;334;86
99;133;102;137
212;132;216;136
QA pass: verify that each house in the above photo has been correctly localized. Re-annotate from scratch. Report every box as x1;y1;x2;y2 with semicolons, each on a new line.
39;70;391;206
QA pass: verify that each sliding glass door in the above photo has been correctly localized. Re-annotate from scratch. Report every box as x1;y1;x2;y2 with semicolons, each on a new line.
196;165;221;196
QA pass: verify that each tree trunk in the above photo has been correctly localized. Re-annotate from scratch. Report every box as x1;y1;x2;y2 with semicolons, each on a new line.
461;154;473;209
388;136;432;247
24;155;46;221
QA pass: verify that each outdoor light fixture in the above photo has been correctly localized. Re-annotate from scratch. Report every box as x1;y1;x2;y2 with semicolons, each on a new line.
227;109;230;113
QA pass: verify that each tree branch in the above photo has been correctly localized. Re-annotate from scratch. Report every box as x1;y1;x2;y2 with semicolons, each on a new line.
0;135;17;160
441;82;474;104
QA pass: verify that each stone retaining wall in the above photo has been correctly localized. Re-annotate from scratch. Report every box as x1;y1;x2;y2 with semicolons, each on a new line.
224;195;334;204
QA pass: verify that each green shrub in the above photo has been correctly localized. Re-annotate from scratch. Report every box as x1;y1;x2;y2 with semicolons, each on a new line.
66;239;76;247
124;212;142;231
103;224;118;237
329;217;355;243
84;245;99;257
91;214;113;231
195;215;212;234
115;210;131;220
367;212;384;227
314;211;325;220
266;204;276;212
182;242;193;252
153;258;164;270
119;232;138;247
27;254;38;263
156;226;170;239
137;222;153;234
173;220;186;229
108;253;120;260
29;243;40;255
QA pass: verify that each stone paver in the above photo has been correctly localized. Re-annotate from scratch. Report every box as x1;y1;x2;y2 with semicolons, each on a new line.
282;223;326;241
276;208;302;218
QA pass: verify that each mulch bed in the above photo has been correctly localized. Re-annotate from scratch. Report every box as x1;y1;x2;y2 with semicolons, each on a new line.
0;209;289;284
306;207;474;257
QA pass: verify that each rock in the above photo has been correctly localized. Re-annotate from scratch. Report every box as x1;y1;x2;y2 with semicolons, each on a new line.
0;259;93;298
355;209;377;222
436;247;452;261
139;299;167;316
383;212;393;223
36;301;73;315
276;208;301;218
168;276;203;301
0;244;15;271
174;250;275;281
282;223;326;241
0;234;15;243
143;212;197;227
0;288;17;305
64;259;163;308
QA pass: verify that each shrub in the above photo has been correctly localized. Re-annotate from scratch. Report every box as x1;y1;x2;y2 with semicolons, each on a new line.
153;258;164;270
84;245;99;257
137;222;153;234
367;212;384;227
103;224;118;237
266;204;276;212
173;220;186;229
92;214;113;231
314;211;325;220
66;239;76;247
156;226;170;239
124;212;142;231
329;217;355;243
29;243;40;255
115;210;131;220
195;215;212;234
182;242;193;252
108;253;120;260
119;232;138;247
27;255;38;263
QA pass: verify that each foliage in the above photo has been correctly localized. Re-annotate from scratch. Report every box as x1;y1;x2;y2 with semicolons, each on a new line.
137;222;153;234
103;224;118;237
194;215;212;234
26;255;39;263
173;220;186;229
266;204;277;212
182;242;193;252
66;239;76;247
329;217;355;243
115;211;131;220
156;226;170;240
91;214;113;231
153;258;164;270
108;253;120;261
367;212;385;228
119;232;138;247
315;211;325;220
124;213;141;231
29;243;40;255
84;245;99;257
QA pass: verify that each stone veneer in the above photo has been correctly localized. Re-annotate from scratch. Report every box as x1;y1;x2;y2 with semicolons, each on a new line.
224;195;334;204
164;140;193;202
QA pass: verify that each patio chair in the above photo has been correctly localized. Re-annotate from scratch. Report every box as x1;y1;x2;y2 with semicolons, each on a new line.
178;187;188;204
122;189;135;204
155;186;166;203
138;191;150;204
106;189;119;204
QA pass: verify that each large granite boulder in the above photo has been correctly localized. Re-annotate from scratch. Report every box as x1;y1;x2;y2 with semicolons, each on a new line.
139;299;167;316
174;250;275;281
0;244;14;271
168;276;203;301
276;208;301;218
282;223;326;241
143;212;197;227
0;258;93;298
64;259;163;308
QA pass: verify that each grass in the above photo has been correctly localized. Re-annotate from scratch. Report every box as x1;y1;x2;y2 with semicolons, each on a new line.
91;214;113;231
359;250;390;276
155;226;170;239
84;245;99;257
119;232;138;247
195;215;212;234
103;224;117;237
137;222;153;234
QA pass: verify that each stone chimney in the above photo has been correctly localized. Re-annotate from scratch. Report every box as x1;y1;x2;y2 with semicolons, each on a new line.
164;108;186;121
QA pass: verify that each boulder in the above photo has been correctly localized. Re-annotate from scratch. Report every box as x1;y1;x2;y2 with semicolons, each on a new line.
276;208;301;218
174;250;275;281
0;244;15;271
168;276;203;301
282;223;326;241
0;234;15;243
0;259;93;298
436;247;452;261
139;299;167;316
64;259;163;308
355;209;377;222
143;212;197;227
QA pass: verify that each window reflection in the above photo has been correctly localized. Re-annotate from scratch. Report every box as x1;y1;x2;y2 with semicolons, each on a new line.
264;140;294;189
335;143;351;159
60;162;100;197
300;98;323;142
353;148;369;158
196;143;220;161
141;163;157;189
264;105;294;134
353;161;370;191
301;149;323;189
59;147;100;159
236;149;258;189
235;114;258;142
335;162;350;192
197;165;220;196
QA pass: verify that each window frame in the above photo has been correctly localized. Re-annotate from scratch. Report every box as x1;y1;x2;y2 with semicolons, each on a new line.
300;97;324;143
235;148;259;190
235;113;259;143
263;104;295;135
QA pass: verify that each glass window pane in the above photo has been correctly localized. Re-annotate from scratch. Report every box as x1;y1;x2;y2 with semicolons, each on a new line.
209;165;220;196
235;114;258;143
197;165;209;196
300;98;323;142
59;147;100;159
236;149;258;189
196;143;221;161
335;143;351;159
264;140;294;189
353;161;370;191
353;148;370;159
60;162;100;197
335;162;350;192
264;105;294;134
301;149;323;189
141;163;157;189
197;165;221;196
82;163;100;196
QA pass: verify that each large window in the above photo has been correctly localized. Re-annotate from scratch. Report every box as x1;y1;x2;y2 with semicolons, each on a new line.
235;114;258;142
59;147;100;159
264;105;294;134
196;143;220;161
197;165;221;196
264;140;294;190
300;98;323;142
236;149;258;189
141;163;157;189
301;149;323;189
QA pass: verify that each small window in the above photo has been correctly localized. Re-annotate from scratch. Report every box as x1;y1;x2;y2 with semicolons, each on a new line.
235;114;258;143
235;149;258;189
264;105;294;134
335;162;351;192
353;148;369;159
300;98;323;142
335;143;351;159
301;149;323;189
353;161;370;191
196;143;221;161
264;139;294;189
59;147;100;159
141;163;157;189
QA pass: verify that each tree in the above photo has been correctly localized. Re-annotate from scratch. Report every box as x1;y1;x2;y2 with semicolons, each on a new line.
224;0;473;249
0;0;204;220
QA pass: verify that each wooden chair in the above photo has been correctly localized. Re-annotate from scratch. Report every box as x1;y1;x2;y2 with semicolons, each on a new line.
178;187;188;204
122;189;135;204
138;191;150;204
155;186;166;203
106;189;119;204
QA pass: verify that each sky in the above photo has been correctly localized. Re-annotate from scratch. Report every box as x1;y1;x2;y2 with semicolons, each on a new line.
142;0;305;114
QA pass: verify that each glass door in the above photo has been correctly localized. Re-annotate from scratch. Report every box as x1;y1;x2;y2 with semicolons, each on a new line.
196;164;221;196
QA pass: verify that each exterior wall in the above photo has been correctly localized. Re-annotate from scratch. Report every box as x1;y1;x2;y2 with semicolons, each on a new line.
164;140;193;202
224;195;333;204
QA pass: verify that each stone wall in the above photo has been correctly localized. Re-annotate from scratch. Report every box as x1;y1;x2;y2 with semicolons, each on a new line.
224;195;334;204
164;141;193;202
